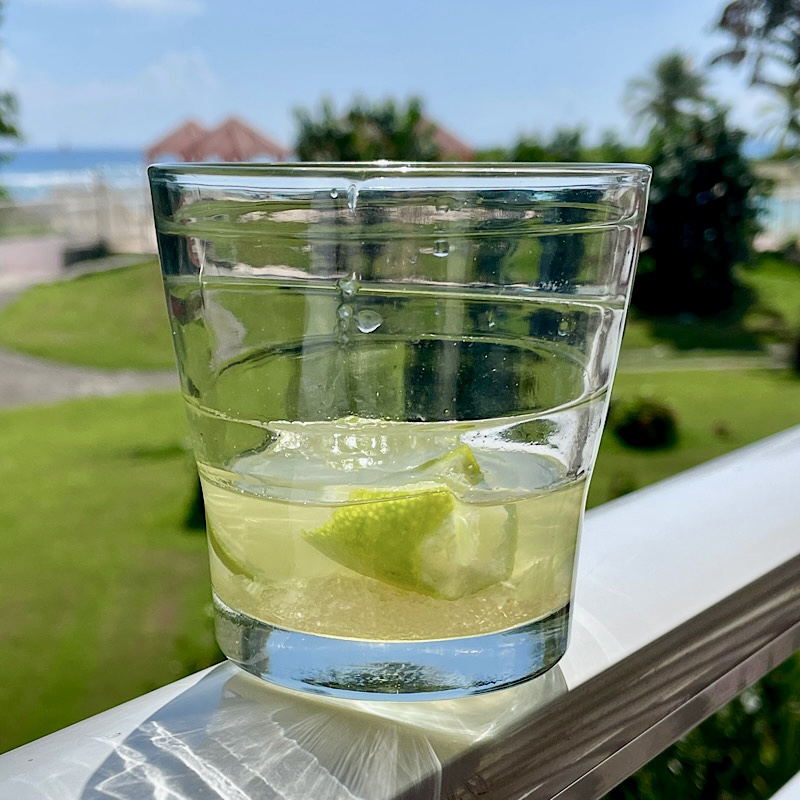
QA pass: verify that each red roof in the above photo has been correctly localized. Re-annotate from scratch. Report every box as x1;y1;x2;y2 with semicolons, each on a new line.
185;117;289;162
146;120;208;162
146;117;288;163
431;121;475;161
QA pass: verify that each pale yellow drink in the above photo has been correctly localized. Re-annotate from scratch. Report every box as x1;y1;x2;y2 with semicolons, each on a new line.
199;420;585;642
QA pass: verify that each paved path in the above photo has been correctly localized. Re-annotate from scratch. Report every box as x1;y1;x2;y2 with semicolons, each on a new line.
0;256;179;410
0;347;178;408
617;350;788;374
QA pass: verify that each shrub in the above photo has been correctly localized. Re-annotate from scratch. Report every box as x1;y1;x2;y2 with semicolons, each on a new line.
611;397;679;450
793;330;800;376
185;475;206;531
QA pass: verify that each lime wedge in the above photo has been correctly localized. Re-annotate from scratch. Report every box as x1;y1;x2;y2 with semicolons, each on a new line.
417;443;484;491
303;446;517;599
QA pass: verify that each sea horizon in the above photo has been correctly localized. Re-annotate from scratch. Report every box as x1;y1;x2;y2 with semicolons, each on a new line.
0;138;780;204
0;146;146;202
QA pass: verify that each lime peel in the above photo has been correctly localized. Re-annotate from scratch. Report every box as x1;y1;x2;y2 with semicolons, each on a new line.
417;443;484;489
303;446;517;599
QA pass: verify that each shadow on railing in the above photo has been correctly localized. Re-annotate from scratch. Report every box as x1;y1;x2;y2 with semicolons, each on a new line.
76;664;564;800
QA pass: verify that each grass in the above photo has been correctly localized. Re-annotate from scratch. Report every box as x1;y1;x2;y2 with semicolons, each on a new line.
0;392;220;754
1;252;798;372
587;369;800;507
741;251;800;332
620;252;800;353
0;259;175;369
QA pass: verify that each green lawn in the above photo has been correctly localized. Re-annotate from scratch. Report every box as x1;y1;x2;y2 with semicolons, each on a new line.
619;252;800;353
742;251;800;332
588;369;800;507
0;253;798;371
0;259;175;369
0;392;220;753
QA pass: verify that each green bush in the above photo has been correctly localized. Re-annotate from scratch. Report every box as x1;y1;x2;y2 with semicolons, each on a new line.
793;330;800;376
611;397;679;450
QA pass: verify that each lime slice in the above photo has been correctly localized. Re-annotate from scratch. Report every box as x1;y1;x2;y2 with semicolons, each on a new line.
417;444;484;491
417;503;516;600
303;447;517;599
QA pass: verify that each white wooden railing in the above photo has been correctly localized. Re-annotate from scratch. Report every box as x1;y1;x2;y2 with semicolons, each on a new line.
1;427;799;799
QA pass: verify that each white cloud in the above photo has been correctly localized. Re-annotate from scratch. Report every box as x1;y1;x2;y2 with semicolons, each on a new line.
108;0;204;14
28;0;204;15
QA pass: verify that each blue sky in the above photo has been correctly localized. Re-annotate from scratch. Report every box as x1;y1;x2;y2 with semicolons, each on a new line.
0;0;775;151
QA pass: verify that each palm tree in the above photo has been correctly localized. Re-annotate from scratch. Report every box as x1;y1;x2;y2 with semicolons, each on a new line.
0;0;19;199
0;2;19;145
625;52;707;132
757;78;800;149
711;0;800;150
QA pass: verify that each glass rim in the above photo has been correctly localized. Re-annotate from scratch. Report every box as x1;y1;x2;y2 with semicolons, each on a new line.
148;160;652;182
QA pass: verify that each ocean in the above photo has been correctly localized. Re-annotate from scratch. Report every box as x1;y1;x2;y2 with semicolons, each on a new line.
1;147;795;244
0;148;145;202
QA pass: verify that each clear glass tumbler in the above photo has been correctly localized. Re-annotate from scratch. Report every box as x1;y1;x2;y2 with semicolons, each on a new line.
149;162;651;700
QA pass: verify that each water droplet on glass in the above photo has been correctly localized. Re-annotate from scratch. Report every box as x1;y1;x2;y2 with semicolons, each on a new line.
337;303;353;320
355;309;383;333
433;239;449;257
558;317;574;336
338;278;358;298
347;183;358;214
330;188;339;199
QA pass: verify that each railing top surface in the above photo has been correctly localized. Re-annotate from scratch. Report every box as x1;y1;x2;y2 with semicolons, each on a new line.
2;426;800;800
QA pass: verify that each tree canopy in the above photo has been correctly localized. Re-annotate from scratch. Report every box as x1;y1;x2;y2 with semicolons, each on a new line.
636;111;762;316
621;51;765;316
712;0;800;149
0;1;18;146
294;97;440;161
498;127;588;162
626;52;708;132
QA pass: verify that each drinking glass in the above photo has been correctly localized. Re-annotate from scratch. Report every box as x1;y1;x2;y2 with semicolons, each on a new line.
148;162;650;700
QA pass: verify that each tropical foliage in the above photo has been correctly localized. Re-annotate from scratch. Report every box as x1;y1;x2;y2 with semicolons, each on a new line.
712;0;800;151
637;111;763;315
0;2;16;140
294;97;441;161
626;52;708;131
625;53;764;316
0;0;19;191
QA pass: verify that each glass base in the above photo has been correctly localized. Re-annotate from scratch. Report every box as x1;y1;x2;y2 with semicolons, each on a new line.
213;593;570;701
